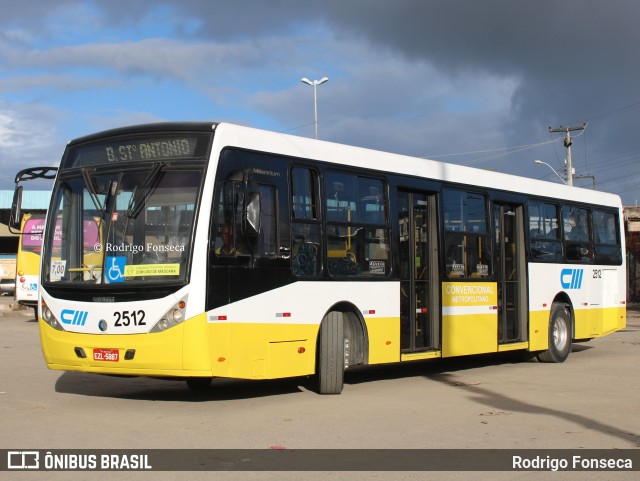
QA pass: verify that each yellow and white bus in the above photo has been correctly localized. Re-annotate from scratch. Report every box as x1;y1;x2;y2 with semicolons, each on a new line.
12;122;626;394
11;167;57;317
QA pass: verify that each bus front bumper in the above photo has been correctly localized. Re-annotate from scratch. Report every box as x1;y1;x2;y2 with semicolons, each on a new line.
38;314;214;378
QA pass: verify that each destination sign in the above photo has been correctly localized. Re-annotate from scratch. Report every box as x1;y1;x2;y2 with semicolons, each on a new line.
63;133;211;168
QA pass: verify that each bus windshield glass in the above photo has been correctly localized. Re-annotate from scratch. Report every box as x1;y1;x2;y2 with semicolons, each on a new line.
43;148;208;286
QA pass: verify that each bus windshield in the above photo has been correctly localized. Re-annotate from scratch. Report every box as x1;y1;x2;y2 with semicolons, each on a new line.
43;165;203;285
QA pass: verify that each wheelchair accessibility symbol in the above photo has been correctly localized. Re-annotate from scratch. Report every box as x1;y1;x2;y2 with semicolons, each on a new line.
106;256;126;283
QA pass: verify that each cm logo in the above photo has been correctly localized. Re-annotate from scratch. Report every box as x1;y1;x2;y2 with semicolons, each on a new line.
60;309;89;326
560;268;584;290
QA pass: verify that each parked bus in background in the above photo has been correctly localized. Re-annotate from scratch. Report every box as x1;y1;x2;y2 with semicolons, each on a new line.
15;213;46;317
10;122;626;394
10;167;57;318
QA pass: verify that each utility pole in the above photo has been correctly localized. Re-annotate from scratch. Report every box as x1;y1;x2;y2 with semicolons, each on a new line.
548;123;587;186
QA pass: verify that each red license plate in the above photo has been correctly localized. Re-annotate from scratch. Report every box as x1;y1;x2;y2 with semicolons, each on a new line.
93;348;119;362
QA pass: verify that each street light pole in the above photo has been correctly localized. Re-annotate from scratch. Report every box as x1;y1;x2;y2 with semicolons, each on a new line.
534;160;568;184
301;77;328;139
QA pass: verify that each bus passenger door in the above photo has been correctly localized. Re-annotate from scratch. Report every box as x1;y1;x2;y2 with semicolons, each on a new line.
398;191;439;352
494;203;528;345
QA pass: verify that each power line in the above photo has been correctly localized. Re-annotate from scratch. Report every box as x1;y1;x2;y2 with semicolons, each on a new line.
427;138;562;163
585;99;640;122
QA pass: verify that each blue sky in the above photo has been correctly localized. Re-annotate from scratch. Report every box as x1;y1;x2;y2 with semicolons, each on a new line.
2;0;640;204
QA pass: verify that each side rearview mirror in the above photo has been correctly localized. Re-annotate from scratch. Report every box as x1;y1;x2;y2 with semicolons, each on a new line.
9;186;23;231
9;166;58;233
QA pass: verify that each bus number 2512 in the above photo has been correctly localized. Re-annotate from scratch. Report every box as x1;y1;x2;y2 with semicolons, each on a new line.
113;310;146;327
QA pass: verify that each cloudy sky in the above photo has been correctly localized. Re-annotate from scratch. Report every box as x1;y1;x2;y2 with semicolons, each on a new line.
1;0;639;204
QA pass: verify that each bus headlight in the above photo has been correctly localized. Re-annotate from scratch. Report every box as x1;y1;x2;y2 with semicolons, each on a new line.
168;309;184;324
149;299;187;333
41;300;64;331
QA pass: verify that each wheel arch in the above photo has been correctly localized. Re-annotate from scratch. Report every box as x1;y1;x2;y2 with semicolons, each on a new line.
317;301;369;367
552;291;575;337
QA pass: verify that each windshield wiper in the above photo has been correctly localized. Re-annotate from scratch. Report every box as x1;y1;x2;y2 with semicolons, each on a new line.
81;167;106;214
126;163;165;219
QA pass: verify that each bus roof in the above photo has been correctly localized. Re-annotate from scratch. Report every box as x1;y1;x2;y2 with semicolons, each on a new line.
213;123;622;208
67;121;622;209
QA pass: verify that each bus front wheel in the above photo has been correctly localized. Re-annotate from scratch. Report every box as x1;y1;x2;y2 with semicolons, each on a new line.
316;312;345;395
537;302;572;363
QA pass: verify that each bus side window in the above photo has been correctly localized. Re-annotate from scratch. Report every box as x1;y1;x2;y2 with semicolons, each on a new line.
562;205;593;263
324;171;390;277
443;188;490;278
528;200;562;262
593;209;622;265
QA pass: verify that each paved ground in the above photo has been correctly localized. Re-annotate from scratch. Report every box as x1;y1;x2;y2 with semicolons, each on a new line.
0;296;638;480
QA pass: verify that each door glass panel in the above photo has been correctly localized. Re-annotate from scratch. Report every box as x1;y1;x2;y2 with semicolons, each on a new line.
399;191;432;352
495;204;520;343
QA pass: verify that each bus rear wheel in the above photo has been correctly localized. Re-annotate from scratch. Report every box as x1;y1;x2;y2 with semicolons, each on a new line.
537;302;572;363
316;312;345;395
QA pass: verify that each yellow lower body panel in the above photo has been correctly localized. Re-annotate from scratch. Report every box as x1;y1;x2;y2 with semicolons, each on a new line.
529;309;550;352
364;316;400;364
530;306;626;353
584;306;626;337
41;315;320;380
442;313;497;357
208;322;318;380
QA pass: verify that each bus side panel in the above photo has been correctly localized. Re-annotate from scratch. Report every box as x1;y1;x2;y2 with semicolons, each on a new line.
528;263;626;349
182;313;213;372
584;306;626;338
573;307;590;338
586;265;627;336
442;313;497;357
528;308;550;352
209;323;317;379
363;316;400;364
442;282;498;358
206;281;400;378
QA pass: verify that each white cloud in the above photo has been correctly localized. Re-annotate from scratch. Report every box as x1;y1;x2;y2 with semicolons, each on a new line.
0;103;62;182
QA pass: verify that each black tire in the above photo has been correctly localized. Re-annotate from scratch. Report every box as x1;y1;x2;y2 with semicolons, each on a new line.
186;377;212;391
537;302;572;363
317;312;345;395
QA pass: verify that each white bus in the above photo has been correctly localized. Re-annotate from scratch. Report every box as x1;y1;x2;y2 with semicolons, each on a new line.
12;122;626;394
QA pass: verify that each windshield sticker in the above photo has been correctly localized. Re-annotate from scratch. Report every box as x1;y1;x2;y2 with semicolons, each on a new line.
50;260;67;281
106;256;126;283
124;264;180;277
369;260;386;275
